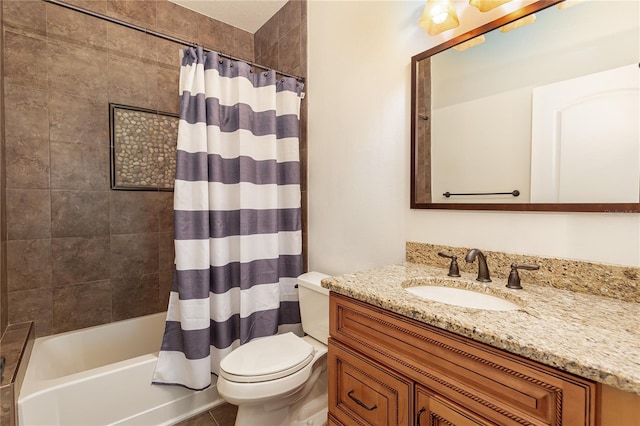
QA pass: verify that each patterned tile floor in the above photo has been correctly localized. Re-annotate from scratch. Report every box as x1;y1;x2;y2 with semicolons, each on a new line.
174;403;238;426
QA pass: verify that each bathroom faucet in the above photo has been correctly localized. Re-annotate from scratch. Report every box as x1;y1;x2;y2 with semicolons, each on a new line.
465;249;491;282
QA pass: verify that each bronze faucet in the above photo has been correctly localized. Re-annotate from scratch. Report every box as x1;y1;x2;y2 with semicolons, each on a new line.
465;249;491;282
437;252;461;277
506;263;540;289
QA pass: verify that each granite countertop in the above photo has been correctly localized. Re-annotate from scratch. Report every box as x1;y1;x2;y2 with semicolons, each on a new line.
321;262;640;395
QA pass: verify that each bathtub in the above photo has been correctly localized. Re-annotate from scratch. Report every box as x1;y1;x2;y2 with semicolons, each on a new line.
18;312;223;425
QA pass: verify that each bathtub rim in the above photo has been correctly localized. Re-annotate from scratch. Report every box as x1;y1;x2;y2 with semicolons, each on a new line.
19;312;168;398
18;311;225;426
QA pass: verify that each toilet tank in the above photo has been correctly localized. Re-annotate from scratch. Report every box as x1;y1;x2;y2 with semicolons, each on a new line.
297;272;330;345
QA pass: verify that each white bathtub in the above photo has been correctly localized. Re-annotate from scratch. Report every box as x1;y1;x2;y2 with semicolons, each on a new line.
18;312;223;426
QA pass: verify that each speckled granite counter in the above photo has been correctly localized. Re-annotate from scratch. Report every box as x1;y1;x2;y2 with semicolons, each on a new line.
321;262;640;395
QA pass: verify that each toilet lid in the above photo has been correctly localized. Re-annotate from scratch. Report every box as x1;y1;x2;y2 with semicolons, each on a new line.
219;332;315;383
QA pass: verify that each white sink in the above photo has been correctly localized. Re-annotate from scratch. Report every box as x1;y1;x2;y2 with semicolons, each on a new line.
405;285;521;311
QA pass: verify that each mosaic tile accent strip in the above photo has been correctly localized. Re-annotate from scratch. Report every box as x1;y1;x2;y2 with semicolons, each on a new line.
406;241;640;303
111;104;178;190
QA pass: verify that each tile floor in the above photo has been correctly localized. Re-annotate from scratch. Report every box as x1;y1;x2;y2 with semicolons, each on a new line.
174;403;238;426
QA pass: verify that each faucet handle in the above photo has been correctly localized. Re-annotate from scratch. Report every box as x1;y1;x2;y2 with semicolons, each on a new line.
506;263;540;289
437;252;461;277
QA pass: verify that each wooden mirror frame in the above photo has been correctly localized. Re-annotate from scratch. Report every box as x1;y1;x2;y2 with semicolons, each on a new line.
410;0;640;213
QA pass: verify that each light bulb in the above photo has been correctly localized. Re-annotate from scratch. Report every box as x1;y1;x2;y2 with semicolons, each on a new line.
431;6;449;24
419;0;460;36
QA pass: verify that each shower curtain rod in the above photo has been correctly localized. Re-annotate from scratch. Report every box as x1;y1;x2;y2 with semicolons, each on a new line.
41;0;306;83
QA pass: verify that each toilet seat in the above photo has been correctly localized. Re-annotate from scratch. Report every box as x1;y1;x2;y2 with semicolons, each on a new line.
219;332;315;383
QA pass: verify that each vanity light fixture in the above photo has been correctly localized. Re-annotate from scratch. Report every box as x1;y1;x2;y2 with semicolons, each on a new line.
500;13;536;32
453;34;486;51
469;0;512;13
419;0;460;36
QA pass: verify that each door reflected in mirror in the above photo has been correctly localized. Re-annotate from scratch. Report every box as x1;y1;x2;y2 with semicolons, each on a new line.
411;0;640;212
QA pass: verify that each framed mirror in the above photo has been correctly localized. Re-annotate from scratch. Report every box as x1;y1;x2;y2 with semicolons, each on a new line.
411;0;639;212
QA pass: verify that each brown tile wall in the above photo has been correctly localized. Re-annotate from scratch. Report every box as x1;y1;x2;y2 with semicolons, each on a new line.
254;0;308;271
1;0;8;337
1;0;255;337
0;322;34;426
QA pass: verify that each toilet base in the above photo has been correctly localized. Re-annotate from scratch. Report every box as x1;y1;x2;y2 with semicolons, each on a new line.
235;404;290;426
234;394;328;426
290;393;328;426
233;357;328;426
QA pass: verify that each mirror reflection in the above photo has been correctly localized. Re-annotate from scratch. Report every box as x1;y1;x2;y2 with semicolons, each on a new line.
412;0;639;211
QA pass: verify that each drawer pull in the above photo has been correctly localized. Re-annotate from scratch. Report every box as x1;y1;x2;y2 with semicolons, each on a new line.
347;390;378;411
416;407;426;426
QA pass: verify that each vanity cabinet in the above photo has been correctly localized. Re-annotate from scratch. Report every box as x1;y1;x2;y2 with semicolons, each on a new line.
415;386;494;426
329;340;411;425
327;293;597;425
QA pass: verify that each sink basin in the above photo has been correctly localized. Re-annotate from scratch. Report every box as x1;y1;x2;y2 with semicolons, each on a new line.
405;286;521;311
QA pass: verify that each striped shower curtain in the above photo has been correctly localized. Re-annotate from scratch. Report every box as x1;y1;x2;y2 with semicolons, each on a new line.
153;47;305;391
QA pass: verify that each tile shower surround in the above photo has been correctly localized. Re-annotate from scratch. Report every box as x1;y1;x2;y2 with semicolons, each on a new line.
1;0;308;338
1;0;8;336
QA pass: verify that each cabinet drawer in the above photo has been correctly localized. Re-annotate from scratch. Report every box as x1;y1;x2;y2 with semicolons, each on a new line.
331;293;596;426
328;339;412;426
416;385;496;426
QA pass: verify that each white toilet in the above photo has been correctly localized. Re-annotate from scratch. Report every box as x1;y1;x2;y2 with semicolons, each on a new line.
217;272;331;426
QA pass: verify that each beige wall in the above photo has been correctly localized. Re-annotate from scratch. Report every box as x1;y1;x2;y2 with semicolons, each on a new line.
307;1;640;276
1;0;255;337
307;1;421;275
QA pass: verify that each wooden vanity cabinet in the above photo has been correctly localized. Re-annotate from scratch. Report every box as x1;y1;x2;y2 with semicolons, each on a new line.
328;340;412;425
415;385;496;426
328;293;597;426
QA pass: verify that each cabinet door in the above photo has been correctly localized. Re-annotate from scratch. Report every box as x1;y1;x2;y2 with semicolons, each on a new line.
416;386;496;426
329;339;412;426
328;413;344;426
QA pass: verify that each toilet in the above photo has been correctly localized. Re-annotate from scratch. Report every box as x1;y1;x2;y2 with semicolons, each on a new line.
217;272;331;426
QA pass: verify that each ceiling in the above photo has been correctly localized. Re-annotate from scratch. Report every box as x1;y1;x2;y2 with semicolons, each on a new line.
168;0;289;33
